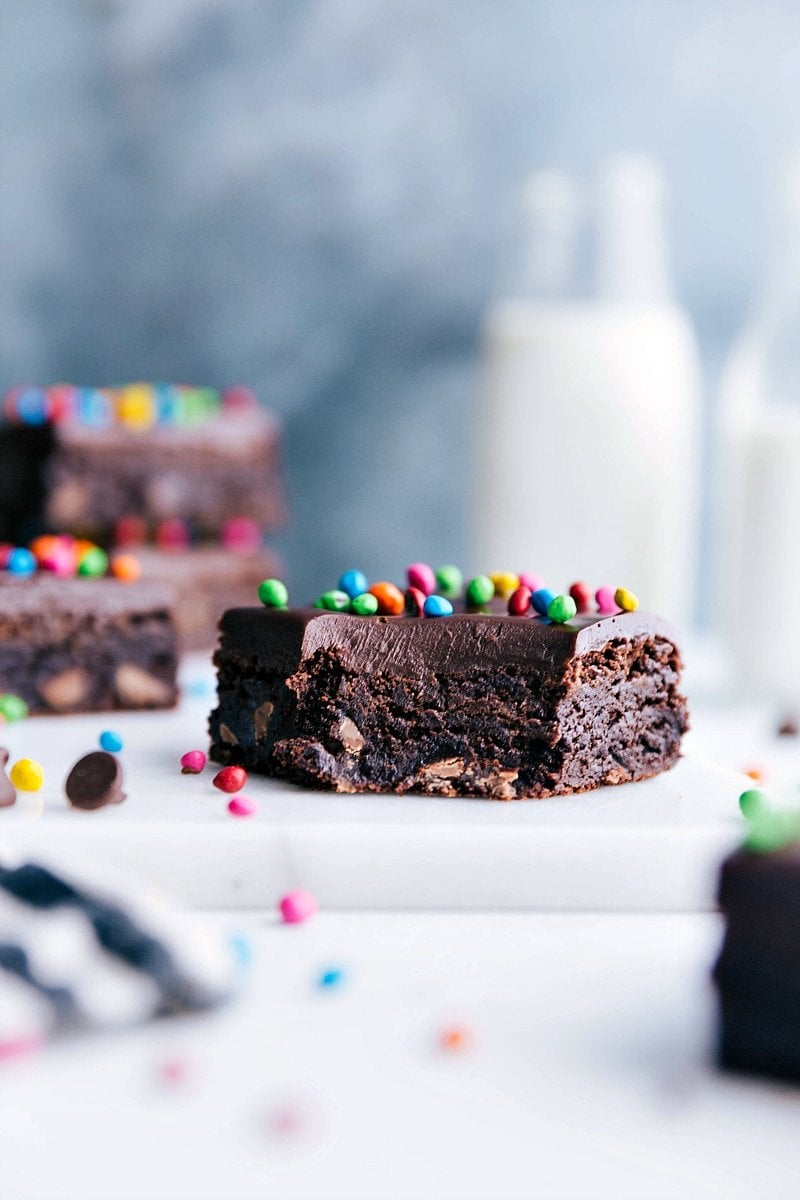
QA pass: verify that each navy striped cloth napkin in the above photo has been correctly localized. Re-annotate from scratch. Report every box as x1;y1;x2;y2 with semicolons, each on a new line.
0;858;239;1056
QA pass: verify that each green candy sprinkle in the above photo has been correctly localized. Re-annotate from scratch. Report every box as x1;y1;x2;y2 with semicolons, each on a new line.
0;693;28;723
465;574;494;607
436;564;463;599
318;589;350;612
258;578;289;608
350;593;379;616
77;546;109;577
547;594;578;624
739;788;769;820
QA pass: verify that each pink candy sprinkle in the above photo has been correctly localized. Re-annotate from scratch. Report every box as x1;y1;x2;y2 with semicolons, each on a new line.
222;516;262;554
222;385;258;412
180;749;206;774
406;562;437;596
0;1034;43;1062
279;889;318;924
228;795;257;817
518;572;545;593
595;586;619;614
40;539;77;577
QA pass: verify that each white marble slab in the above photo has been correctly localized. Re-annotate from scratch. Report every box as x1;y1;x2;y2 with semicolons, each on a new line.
0;662;746;911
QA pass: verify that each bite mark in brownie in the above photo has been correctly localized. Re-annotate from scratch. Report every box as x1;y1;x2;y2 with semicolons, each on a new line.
209;607;688;799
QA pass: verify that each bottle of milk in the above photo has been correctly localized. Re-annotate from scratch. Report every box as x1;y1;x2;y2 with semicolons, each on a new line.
718;160;800;694
474;156;703;629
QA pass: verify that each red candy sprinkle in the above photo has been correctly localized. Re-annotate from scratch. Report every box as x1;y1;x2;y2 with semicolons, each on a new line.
213;765;247;793
507;585;532;616
404;586;426;616
115;515;148;547
569;581;593;613
156;518;191;551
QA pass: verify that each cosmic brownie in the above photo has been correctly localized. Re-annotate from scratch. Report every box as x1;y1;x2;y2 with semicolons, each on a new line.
0;574;178;715
209;576;688;798
131;544;284;650
0;384;284;541
713;795;800;1083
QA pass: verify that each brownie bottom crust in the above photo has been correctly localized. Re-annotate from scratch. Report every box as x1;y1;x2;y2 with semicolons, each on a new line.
210;632;687;799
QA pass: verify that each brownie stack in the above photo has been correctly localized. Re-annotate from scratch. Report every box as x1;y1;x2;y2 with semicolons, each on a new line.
0;383;284;648
714;841;800;1082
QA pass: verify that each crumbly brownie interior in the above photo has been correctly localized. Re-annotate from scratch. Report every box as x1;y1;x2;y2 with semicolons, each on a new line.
210;632;687;798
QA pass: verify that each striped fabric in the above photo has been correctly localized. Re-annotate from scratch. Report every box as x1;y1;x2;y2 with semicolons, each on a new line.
0;859;238;1053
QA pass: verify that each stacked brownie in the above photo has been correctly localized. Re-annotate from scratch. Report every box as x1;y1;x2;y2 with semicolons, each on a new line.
0;383;284;651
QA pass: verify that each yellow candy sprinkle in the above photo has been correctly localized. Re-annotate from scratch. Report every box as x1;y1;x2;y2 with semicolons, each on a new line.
614;587;639;612
116;383;156;430
10;758;44;792
488;572;520;599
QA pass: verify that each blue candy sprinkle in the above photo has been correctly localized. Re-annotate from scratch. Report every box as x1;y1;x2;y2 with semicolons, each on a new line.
423;594;453;617
14;388;49;426
77;387;112;428
318;967;345;989
230;934;253;968
531;587;556;616
338;569;369;599
99;730;123;753
7;547;36;577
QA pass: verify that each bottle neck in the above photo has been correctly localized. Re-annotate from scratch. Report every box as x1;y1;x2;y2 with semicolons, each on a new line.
594;157;672;306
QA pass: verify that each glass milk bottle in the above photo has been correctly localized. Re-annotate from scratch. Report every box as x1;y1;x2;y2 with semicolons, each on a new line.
718;160;800;693
474;156;702;628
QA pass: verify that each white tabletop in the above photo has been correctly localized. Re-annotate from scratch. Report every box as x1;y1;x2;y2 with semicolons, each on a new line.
2;646;800;1198
1;909;797;1200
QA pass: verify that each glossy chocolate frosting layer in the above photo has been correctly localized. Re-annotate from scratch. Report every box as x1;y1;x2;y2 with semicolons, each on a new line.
218;605;680;677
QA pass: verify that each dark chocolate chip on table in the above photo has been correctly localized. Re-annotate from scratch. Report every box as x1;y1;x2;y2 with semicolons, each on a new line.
64;751;126;811
0;747;16;807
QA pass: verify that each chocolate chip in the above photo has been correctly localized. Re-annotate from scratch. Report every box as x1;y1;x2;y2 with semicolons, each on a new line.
0;748;16;808
64;751;126;811
777;715;800;738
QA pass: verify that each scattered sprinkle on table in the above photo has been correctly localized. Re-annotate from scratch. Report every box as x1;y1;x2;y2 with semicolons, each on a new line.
9;758;44;792
180;749;206;774
439;1024;472;1053
99;730;123;752
213;765;247;793
228;795;257;817
279;890;318;924
0;693;28;723
318;967;345;989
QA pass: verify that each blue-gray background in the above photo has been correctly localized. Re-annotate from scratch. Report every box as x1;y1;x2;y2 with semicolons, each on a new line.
2;0;799;597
